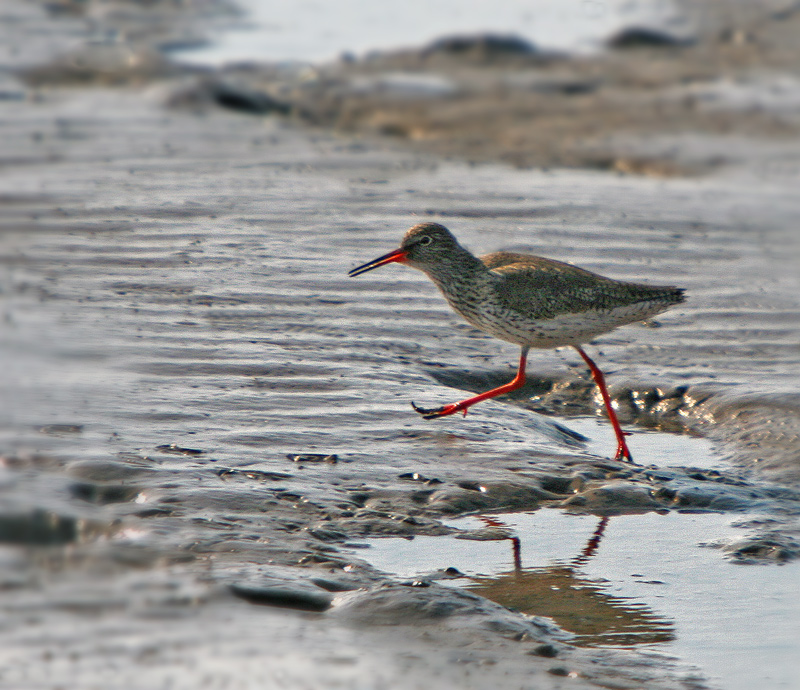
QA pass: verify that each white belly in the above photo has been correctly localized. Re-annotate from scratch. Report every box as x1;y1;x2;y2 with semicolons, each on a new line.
467;301;666;348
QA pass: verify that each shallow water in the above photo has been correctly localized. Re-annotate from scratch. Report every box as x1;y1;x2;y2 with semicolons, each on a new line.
560;417;722;471
357;507;800;690
174;0;687;65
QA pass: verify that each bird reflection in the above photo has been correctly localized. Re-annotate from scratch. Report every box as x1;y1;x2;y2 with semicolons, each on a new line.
467;515;674;647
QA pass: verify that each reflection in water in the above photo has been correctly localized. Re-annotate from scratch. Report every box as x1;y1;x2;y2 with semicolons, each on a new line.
467;517;674;647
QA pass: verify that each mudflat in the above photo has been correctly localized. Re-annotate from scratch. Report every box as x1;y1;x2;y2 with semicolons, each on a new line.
1;2;799;688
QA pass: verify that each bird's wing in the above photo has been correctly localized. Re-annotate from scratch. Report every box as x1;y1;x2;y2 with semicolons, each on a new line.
482;252;670;320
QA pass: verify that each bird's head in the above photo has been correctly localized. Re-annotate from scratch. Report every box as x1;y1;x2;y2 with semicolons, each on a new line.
348;222;461;276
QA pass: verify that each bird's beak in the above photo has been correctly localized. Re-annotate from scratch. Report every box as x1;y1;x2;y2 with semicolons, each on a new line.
348;247;407;277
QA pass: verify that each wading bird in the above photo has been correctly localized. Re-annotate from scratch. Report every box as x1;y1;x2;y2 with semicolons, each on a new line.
348;222;685;462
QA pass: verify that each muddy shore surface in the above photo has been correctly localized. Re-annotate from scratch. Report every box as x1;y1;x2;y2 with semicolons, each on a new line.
1;1;799;688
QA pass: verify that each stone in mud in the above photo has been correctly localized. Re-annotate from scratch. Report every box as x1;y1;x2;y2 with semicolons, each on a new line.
723;534;800;564
647;465;789;512
424;487;495;514
333;582;550;640
426;481;546;515
536;474;576;496
608;27;694;49
288;453;338;464
167;78;292;115
530;643;559;658
398;472;442;484
455;526;515;542
135;507;174;518
547;666;571;676
333;583;461;624
310;576;361;593
321;511;450;538
560;481;664;513
69;481;140;505
306;526;350;542
423;34;538;60
650;484;752;512
482;617;542;640
230;581;333;612
156;443;204;456
217;468;293;481
210;81;290;115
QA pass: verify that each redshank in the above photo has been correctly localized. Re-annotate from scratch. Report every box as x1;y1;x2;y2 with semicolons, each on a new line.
348;222;685;462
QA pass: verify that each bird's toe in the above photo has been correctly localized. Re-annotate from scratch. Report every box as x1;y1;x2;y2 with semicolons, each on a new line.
411;401;447;418
411;401;461;419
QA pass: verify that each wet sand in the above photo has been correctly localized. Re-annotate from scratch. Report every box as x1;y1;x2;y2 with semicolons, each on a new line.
1;1;800;688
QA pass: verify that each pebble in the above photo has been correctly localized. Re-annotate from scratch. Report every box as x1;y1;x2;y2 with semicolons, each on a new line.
288;454;338;464
229;581;333;612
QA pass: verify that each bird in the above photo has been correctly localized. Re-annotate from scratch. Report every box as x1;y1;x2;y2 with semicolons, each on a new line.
348;222;685;462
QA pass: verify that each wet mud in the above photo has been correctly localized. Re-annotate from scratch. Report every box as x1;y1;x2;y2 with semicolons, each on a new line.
1;1;800;688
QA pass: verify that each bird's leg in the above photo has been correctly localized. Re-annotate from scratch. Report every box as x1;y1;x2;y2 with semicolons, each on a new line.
573;346;634;463
572;516;610;567
412;347;529;419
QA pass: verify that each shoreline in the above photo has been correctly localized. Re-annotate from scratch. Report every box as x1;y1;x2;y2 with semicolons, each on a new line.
13;1;800;175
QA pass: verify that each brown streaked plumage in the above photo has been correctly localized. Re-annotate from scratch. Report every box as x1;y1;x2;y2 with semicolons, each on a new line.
348;222;685;462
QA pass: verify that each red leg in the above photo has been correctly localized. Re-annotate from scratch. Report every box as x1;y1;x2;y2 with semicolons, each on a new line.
574;346;633;462
573;516;610;566
480;516;522;570
412;347;529;419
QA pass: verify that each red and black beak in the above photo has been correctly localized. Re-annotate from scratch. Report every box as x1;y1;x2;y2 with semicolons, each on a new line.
348;247;407;277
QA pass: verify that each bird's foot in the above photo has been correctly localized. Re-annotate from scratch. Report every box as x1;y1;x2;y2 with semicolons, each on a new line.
411;401;466;419
614;432;636;463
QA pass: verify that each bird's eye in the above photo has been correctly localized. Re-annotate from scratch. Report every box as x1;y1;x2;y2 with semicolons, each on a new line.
418;235;432;246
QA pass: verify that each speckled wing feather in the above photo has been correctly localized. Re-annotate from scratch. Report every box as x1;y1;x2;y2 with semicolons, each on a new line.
481;252;684;321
